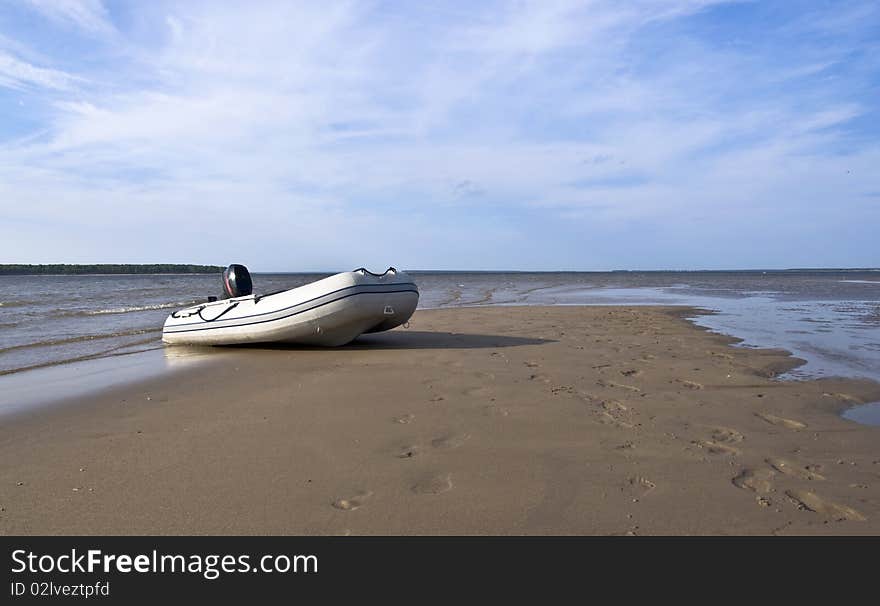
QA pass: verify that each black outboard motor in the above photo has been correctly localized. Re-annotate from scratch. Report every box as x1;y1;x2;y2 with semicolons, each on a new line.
220;264;253;299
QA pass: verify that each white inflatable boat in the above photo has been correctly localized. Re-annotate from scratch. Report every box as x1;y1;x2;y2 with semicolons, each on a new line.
162;265;419;347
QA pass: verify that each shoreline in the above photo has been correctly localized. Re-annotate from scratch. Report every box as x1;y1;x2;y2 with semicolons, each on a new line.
2;303;874;421
0;347;229;420
2;305;880;535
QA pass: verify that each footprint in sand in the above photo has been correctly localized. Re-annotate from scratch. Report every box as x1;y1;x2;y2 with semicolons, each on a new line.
579;392;601;405
602;399;629;413
431;433;470;450
412;472;453;495
620;369;643;377
692;440;740;456
483;404;509;417
765;458;825;481
332;491;373;511
524;361;540;368
597;379;641;393
785;490;865;521
755;412;807;430
395;444;422;459
598;412;634;429
709;427;744;445
596;399;635;429
464;385;494;398
676;379;703;390
732;468;775;494
624;476;656;499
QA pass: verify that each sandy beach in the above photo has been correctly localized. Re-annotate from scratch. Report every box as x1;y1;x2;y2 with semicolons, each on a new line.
1;306;879;535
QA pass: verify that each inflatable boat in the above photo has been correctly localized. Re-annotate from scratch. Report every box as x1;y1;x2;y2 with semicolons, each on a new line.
162;265;419;346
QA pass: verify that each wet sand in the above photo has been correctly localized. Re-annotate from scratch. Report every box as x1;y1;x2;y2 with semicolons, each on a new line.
1;306;879;535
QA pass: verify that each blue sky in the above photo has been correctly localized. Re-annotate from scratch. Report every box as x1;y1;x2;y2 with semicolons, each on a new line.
0;0;877;271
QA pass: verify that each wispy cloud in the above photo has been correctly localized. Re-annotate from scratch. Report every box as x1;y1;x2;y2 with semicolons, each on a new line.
23;0;115;35
0;51;82;90
0;0;877;269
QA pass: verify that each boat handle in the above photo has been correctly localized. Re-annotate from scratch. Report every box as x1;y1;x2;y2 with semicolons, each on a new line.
353;267;397;277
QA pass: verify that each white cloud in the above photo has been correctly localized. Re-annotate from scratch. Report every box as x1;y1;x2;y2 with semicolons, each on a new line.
0;0;876;269
0;52;82;91
23;0;115;35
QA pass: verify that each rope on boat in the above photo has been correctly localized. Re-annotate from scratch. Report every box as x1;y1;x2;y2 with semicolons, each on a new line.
171;301;239;322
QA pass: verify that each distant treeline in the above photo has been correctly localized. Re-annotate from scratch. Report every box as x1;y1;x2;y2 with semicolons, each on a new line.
0;264;223;275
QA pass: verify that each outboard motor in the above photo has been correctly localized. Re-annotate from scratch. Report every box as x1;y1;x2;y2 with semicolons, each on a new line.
220;264;253;299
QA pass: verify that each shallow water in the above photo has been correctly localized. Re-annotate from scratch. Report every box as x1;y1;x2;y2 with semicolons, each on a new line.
0;273;330;376
416;270;880;384
842;402;880;426
0;269;878;421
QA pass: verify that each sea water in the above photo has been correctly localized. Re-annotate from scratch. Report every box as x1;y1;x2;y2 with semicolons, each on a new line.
1;270;878;420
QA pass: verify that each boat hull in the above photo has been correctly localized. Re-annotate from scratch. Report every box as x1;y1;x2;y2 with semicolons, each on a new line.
162;269;418;346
